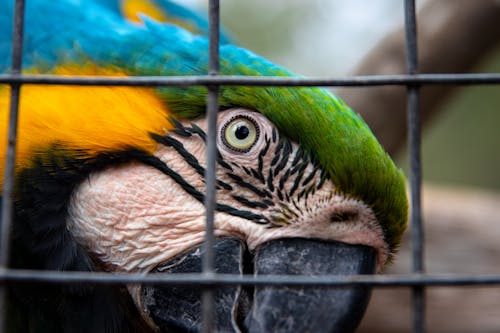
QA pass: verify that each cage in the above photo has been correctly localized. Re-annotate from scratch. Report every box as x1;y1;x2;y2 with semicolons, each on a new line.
1;0;500;332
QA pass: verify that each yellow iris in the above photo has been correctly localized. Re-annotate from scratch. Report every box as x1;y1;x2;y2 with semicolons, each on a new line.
223;117;258;152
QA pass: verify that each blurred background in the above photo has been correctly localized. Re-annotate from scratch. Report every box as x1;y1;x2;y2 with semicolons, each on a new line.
180;0;500;191
178;0;500;331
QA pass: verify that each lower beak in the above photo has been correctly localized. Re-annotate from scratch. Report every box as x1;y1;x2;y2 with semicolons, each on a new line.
139;237;376;333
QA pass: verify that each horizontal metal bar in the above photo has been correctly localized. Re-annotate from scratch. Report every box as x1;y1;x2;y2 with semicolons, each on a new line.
1;269;500;287
0;73;499;87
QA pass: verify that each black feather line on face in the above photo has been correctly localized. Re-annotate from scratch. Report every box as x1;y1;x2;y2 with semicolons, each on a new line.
266;168;275;192
288;167;305;198
301;165;320;187
278;170;289;192
151;133;233;191
143;154;270;224
150;130;269;224
169;117;192;137
187;123;206;141
151;118;328;230
271;127;277;143
12;146;156;333
257;136;271;175
241;165;252;176
273;139;292;177
151;133;205;177
250;168;265;184
232;195;270;209
290;144;304;167
217;152;234;172
270;138;284;167
225;173;271;200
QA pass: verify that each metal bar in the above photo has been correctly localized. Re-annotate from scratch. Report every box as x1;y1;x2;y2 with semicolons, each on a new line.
0;2;498;333
0;269;500;287
404;1;418;75
201;1;220;332
408;87;425;333
0;0;26;331
404;1;425;333
1;73;500;86
0;0;25;270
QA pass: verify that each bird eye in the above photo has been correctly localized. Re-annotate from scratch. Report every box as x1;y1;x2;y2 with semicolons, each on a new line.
221;116;259;152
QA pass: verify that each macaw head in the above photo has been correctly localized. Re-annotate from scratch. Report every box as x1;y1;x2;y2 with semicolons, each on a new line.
0;0;407;332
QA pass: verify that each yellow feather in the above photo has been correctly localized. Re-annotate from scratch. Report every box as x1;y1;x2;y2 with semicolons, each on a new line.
121;0;198;34
0;66;172;185
122;0;168;23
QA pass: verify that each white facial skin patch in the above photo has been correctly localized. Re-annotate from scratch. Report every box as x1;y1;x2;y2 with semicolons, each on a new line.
67;108;388;274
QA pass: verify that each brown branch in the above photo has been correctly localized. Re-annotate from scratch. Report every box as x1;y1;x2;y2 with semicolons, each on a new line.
337;0;500;155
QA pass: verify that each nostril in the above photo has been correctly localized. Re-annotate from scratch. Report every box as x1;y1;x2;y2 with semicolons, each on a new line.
330;210;358;223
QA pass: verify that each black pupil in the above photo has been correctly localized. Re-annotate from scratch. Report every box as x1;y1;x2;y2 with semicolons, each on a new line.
235;125;250;140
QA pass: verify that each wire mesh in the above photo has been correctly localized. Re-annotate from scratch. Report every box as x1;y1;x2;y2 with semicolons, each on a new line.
1;0;500;332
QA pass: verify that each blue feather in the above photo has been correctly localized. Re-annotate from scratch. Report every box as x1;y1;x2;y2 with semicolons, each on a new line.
0;0;232;73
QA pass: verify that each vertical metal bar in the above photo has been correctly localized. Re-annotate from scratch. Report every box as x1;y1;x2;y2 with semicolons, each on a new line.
404;2;418;76
202;0;220;332
408;87;425;333
404;1;425;333
1;0;25;266
0;0;26;331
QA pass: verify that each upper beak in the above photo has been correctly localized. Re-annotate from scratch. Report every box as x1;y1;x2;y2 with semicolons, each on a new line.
139;237;376;333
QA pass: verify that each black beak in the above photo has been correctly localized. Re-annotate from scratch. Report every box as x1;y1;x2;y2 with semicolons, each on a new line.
244;238;376;333
139;238;376;333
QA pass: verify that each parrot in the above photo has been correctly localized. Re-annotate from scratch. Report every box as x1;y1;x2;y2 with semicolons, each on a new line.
0;0;408;332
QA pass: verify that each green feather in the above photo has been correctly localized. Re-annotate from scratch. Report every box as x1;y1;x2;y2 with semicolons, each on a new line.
151;47;408;255
20;15;408;254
